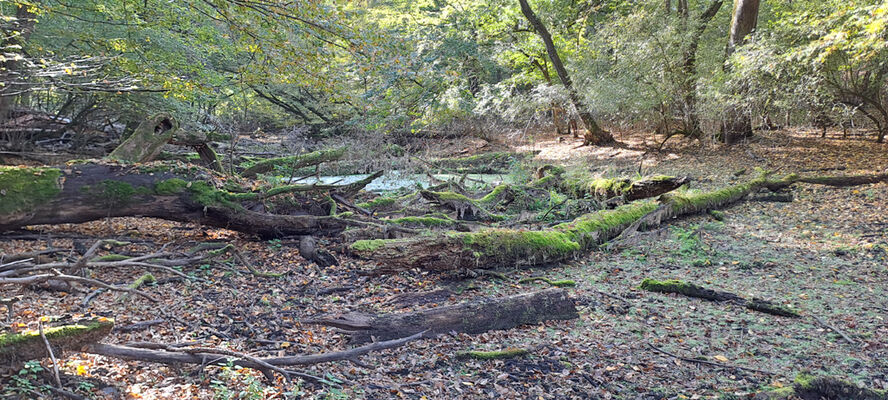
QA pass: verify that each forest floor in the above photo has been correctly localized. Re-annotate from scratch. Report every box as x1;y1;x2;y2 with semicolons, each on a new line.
1;128;887;399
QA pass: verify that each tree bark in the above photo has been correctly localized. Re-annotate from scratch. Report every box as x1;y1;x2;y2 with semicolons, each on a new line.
0;163;375;237
726;0;760;58
307;289;578;344
721;0;760;143
517;0;614;146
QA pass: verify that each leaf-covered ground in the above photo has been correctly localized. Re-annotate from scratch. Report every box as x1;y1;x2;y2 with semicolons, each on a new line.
1;129;886;399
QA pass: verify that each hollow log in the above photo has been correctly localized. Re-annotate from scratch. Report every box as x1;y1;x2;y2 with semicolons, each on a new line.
0;319;114;365
0;162;372;237
307;288;578;344
240;147;346;178
352;171;888;272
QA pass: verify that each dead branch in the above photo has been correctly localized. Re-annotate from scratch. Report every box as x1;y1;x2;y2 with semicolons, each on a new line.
648;343;775;375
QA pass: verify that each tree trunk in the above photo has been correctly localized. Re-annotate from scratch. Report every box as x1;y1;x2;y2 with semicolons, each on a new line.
721;0;760;143
307;289;578;344
0;163;376;237
517;0;613;146
726;0;760;58
0;4;38;124
681;1;724;137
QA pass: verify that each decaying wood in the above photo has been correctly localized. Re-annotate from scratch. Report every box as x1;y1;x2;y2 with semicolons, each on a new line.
0;319;114;365
84;330;426;374
107;114;178;163
308;289;578;344
0;162;376;238
352;171;888;272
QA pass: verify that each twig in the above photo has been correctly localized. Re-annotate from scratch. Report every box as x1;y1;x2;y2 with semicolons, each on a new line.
647;343;775;375
39;321;63;388
812;315;857;345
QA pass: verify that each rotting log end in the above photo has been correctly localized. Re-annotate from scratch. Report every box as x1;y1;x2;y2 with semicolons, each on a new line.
0;319;114;365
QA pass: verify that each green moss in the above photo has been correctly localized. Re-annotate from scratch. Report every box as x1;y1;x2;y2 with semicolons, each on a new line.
0;319;113;349
794;373;816;389
456;348;529;360
555;202;658;247
708;210;726;221
241;147;346;177
356;196;397;209
588;178;632;196
154;178;189;195
518;276;576;287
478;185;511;203
128;273;156;289
639;278;695;295
461;229;581;261
185;181;243;210
427;191;473;202
388;216;455;227
80;180;146;207
0;166;62;214
350;239;387;252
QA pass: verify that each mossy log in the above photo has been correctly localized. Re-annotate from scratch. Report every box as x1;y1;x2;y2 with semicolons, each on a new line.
755;373;887;400
0;162;371;237
240;147;346;178
456;348;529;360
307;288;578;344
429;151;537;174
558;174;691;201
640;279;799;317
0;319;114;365
353;171;888;272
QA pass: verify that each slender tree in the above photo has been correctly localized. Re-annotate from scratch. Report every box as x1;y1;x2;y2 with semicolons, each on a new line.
721;0;761;143
517;0;613;146
681;1;724;136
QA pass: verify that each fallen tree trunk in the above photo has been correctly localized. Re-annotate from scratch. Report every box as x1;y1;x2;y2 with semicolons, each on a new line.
306;288;578;344
552;174;691;202
0;319;114;365
0;162;375;237
240;147;346;178
351;171;888;272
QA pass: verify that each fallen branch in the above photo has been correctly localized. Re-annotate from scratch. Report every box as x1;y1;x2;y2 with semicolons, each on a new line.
648;343;775;375
639;279;799;318
83;330;427;375
812;315;857;345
